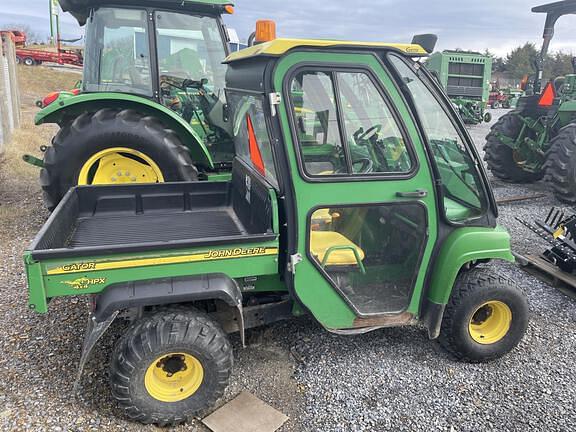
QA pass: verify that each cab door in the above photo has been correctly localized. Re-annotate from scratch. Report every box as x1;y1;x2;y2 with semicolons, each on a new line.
274;51;439;330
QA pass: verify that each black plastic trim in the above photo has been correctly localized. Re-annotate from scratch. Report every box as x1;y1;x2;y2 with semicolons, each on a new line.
94;273;242;322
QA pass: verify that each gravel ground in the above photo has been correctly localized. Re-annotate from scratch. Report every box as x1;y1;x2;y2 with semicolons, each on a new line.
1;108;575;431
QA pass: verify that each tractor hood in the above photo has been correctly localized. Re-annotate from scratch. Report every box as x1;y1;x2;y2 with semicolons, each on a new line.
59;0;234;25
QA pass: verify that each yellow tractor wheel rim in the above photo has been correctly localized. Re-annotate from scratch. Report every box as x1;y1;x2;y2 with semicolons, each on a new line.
77;147;165;186
144;352;204;403
468;300;512;345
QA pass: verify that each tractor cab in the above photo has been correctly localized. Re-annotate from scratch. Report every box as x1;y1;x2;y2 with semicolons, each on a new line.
80;1;232;141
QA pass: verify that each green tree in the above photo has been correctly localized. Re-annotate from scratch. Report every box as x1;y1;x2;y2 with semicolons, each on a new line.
545;52;575;78
505;43;539;79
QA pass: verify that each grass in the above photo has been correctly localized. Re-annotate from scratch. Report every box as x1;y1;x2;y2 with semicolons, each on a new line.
1;65;79;182
0;65;79;229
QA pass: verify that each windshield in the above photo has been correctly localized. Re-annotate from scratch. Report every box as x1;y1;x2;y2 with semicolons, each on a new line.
155;11;227;102
83;8;228;101
84;7;153;96
388;54;488;222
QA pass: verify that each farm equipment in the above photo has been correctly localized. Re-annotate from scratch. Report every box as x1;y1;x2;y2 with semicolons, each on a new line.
24;34;528;425
516;208;576;298
484;0;576;202
16;46;83;67
426;50;493;124
0;30;27;47
26;0;238;210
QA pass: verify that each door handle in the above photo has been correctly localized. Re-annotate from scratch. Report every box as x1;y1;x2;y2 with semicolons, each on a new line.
396;189;428;198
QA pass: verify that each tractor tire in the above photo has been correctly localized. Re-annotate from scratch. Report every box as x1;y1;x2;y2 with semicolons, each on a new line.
438;268;528;362
484;112;543;183
483;112;492;123
544;123;576;203
40;108;198;210
23;57;35;66
110;309;233;426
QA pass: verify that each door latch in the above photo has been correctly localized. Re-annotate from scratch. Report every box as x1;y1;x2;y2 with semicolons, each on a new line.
288;253;302;274
269;92;281;116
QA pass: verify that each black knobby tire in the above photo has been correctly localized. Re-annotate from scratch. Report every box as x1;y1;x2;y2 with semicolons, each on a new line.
40;108;198;210
484;111;543;183
110;309;233;426
544;123;576;203
438;268;528;362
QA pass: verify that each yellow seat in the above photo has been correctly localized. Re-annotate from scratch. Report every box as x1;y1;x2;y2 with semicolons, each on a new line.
310;231;365;266
311;208;335;225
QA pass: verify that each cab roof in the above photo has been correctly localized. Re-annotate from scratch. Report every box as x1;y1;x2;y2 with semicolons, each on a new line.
224;38;429;63
59;0;233;25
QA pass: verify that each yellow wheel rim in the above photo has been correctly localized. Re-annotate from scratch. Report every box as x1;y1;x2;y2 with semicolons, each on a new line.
144;353;204;403
468;301;512;345
77;147;165;186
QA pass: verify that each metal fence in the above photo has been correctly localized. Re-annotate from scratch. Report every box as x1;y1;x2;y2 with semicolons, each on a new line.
0;34;21;153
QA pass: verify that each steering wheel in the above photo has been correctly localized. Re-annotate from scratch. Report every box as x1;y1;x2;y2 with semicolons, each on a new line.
352;158;374;174
355;124;382;143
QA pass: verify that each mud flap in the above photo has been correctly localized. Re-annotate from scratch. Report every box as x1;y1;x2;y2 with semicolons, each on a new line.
74;310;119;393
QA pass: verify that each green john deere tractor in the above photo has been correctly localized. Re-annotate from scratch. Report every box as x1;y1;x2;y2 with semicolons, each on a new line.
28;0;238;210
484;0;576;202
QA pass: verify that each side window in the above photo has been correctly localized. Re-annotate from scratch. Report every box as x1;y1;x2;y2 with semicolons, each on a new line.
291;71;346;175
336;72;412;174
388;55;487;222
308;203;427;314
289;69;413;177
228;92;278;186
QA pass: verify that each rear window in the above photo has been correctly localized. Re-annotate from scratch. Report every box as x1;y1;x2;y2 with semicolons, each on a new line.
227;92;278;187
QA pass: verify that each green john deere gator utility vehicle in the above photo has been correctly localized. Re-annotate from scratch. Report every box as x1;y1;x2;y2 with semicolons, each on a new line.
485;0;576;202
29;0;237;210
24;36;528;425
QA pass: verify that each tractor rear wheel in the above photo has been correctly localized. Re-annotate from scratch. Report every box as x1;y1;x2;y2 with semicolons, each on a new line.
484;112;543;183
110;309;233;426
439;268;528;362
40;108;198;210
544;123;576;203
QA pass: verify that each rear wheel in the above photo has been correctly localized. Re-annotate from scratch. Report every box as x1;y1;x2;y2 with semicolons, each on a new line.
484;111;543;183
439;268;528;362
110;309;233;426
40;108;198;210
23;57;34;66
15;56;21;64
544;123;576;203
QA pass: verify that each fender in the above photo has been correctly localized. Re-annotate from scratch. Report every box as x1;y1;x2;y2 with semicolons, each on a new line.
422;225;514;338
35;93;214;169
75;273;244;391
557;100;576;126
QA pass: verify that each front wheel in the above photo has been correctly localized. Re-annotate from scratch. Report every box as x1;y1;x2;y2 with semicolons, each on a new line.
438;268;528;362
544;123;576;203
23;57;35;66
40;108;198;210
110;309;233;426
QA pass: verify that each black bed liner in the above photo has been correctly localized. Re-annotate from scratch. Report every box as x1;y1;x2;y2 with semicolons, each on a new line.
29;161;277;260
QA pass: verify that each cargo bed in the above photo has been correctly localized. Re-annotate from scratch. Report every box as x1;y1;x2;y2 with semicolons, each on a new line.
29;162;277;260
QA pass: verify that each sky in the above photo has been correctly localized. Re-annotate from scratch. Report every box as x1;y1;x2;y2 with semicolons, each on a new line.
1;0;575;57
